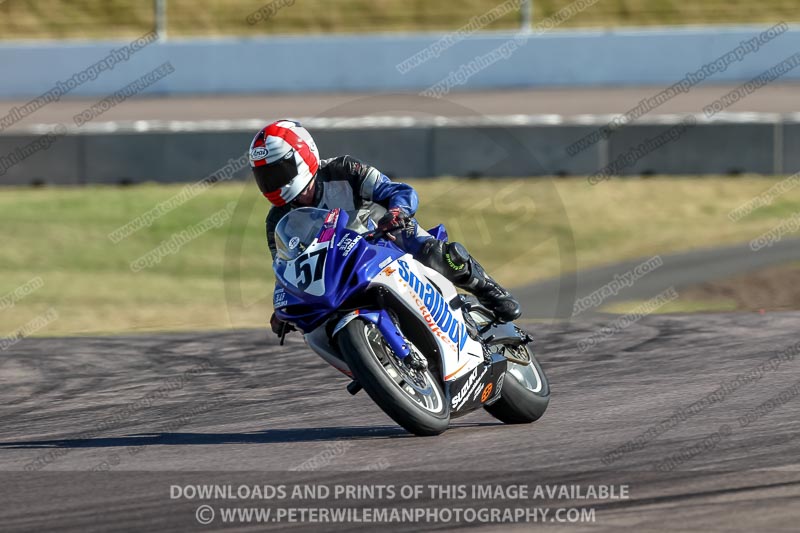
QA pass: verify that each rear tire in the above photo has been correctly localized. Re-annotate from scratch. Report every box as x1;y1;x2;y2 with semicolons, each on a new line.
337;319;450;436
485;344;550;424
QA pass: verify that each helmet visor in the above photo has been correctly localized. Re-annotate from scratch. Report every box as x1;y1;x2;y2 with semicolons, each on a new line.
253;151;298;196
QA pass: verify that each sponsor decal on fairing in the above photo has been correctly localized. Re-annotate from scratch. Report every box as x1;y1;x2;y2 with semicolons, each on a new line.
337;235;362;257
396;259;469;351
274;287;287;308
452;366;488;409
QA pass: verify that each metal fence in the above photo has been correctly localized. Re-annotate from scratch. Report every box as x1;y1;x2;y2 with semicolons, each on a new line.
0;0;797;40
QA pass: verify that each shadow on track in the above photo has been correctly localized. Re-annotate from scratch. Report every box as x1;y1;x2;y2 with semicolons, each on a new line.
0;422;500;449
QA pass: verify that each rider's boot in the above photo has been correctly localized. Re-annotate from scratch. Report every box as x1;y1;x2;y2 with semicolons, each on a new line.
418;240;521;323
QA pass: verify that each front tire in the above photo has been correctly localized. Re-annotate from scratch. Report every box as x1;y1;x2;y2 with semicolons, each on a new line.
485;343;550;424
337;319;450;436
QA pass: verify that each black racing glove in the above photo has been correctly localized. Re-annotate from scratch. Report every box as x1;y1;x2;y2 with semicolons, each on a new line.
270;312;296;337
377;207;410;234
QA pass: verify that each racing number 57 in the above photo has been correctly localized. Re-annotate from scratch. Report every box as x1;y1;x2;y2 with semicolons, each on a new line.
295;248;327;291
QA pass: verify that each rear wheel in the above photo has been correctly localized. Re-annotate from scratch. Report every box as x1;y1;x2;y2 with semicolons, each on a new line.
337;319;450;436
485;343;550;424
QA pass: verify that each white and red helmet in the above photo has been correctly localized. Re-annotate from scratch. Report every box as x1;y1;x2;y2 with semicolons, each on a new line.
249;120;320;206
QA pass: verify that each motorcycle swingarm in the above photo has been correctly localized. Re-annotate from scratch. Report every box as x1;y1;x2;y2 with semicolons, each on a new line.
479;321;530;347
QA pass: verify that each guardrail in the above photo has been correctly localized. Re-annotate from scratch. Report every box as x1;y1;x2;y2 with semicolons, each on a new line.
1;113;797;186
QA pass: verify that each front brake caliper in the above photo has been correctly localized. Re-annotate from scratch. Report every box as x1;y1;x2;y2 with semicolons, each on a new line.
405;349;428;371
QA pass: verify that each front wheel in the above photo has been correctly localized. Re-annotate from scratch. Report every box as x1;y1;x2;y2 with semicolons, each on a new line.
337;319;450;436
485;343;550;424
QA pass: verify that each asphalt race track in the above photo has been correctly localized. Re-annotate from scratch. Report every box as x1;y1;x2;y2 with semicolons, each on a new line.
1;246;799;531
2;85;799;130
518;237;800;319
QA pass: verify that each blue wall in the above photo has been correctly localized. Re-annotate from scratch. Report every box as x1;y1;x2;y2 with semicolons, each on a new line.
2;25;799;97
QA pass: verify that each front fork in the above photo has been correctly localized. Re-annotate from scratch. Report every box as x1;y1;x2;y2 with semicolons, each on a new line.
333;309;411;359
334;308;431;396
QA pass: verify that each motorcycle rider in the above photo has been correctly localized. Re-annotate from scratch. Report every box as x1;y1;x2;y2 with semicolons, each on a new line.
250;120;521;336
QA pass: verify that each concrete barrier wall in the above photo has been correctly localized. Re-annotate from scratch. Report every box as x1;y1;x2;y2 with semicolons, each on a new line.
2;25;800;97
1;115;797;185
607;123;778;176
0;133;82;185
783;123;800;174
81;131;249;183
430;125;604;177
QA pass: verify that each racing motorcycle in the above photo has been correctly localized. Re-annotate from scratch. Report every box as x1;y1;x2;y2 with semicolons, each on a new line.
273;207;550;436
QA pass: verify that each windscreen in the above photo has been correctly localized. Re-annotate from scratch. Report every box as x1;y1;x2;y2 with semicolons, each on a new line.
274;207;329;261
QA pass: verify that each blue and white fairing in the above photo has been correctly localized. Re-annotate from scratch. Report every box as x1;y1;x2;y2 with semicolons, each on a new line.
273;208;403;332
273;207;490;392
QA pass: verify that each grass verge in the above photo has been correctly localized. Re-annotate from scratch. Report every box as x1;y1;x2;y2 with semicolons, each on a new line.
600;299;740;314
1;175;798;335
0;1;796;39
603;261;800;314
